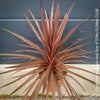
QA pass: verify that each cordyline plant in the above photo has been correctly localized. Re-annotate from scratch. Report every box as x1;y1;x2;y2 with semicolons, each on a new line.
0;0;100;100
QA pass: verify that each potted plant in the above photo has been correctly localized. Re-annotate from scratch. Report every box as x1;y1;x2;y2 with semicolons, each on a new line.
0;0;100;100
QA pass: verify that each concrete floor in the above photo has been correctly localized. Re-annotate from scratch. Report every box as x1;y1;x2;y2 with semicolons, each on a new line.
0;64;100;97
0;97;100;100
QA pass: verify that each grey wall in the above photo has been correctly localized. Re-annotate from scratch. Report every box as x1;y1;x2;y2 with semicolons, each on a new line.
0;0;100;64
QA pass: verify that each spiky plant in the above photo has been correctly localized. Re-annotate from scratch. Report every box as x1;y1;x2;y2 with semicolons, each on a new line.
0;0;100;100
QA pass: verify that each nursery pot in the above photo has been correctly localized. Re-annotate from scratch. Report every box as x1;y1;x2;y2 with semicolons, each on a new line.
46;71;67;92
